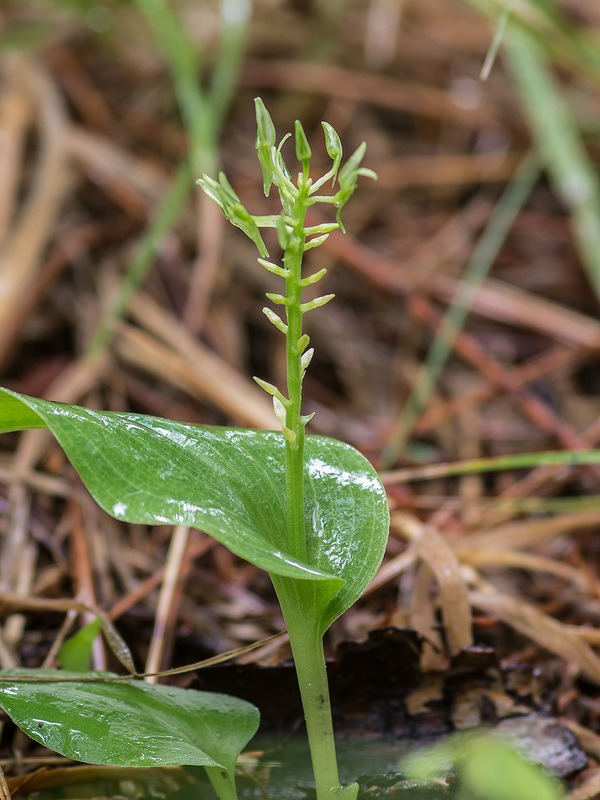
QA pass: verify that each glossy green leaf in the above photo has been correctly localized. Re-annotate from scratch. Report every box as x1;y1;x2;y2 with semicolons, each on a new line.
0;391;45;432
0;670;258;771
0;389;389;617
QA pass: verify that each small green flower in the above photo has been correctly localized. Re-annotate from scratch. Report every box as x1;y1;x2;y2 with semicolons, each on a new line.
295;119;312;164
321;122;342;180
333;142;377;231
197;172;269;257
255;97;277;196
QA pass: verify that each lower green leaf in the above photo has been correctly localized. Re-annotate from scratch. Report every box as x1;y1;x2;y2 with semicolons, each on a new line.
0;670;259;771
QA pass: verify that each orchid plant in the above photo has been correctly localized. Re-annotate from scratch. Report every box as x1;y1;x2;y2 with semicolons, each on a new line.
0;99;388;800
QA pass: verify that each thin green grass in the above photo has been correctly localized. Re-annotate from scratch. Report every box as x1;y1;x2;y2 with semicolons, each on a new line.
85;0;249;358
504;25;600;302
86;161;193;361
480;0;514;80
4;1;249;362
384;446;600;513
384;448;600;482
464;0;600;82
388;1;600;474
382;152;541;465
134;0;249;176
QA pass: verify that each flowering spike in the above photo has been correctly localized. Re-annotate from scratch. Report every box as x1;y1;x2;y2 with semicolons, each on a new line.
199;101;374;800
200;99;375;798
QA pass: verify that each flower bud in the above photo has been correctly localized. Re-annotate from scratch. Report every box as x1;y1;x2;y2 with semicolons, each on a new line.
295;119;312;162
322;121;342;173
254;97;276;149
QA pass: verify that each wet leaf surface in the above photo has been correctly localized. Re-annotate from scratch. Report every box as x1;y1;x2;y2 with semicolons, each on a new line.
0;388;389;621
0;670;259;771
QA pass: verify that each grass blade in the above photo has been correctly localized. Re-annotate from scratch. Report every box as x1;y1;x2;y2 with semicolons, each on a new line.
383;448;600;483
86;160;192;360
382;152;540;464
480;0;514;80
504;25;600;302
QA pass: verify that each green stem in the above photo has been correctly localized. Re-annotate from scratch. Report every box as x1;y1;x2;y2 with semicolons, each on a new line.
283;193;309;561
204;765;239;800
274;588;357;800
277;180;357;800
289;620;341;796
